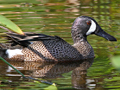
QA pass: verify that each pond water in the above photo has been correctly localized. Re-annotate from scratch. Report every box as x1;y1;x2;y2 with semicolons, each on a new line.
0;0;120;90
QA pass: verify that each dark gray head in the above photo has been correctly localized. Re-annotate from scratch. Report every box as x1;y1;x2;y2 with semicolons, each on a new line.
71;16;117;43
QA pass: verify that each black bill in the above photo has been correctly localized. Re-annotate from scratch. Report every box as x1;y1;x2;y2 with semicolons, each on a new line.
95;28;117;41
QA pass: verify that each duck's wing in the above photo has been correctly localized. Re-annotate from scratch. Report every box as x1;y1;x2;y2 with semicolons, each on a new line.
6;32;63;47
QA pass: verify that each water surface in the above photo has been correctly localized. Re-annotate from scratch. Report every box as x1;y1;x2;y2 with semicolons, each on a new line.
0;0;120;89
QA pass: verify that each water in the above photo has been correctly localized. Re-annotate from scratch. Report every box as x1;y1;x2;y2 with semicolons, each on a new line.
0;0;120;89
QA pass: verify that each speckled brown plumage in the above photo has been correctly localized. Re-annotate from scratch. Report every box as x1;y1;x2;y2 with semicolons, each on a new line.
21;40;94;62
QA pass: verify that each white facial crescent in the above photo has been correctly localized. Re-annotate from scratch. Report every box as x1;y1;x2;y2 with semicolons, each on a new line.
86;20;97;35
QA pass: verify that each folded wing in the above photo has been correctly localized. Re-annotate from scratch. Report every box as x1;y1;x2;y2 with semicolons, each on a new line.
6;32;62;47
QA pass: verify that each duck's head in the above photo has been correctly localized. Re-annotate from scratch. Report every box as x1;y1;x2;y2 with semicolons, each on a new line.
71;16;117;43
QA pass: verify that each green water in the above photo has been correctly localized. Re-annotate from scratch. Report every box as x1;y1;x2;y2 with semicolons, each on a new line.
0;0;120;89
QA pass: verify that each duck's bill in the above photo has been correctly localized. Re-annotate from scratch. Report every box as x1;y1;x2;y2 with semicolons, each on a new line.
95;29;117;41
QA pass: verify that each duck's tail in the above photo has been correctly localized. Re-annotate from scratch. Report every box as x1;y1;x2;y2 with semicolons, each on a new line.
0;43;8;58
0;43;23;59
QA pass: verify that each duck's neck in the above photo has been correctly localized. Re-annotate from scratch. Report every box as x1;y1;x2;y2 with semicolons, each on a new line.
71;28;87;43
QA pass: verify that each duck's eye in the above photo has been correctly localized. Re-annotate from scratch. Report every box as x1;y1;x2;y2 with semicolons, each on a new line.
87;21;91;25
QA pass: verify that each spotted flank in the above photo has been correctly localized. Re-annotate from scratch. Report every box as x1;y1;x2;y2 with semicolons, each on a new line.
6;49;23;58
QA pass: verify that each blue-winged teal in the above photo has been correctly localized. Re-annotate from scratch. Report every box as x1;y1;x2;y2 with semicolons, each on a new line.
0;16;117;62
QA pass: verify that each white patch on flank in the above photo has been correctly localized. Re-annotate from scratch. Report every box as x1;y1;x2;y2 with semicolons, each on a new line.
86;20;97;35
6;49;23;58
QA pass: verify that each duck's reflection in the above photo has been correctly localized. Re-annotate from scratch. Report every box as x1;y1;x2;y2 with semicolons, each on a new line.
8;58;94;89
71;59;94;89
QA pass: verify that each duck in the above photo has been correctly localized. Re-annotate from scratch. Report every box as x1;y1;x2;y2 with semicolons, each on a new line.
0;16;117;62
